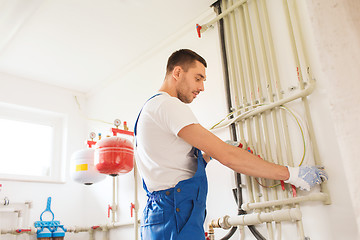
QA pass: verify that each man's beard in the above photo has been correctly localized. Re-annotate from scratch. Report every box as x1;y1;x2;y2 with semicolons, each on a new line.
177;89;192;104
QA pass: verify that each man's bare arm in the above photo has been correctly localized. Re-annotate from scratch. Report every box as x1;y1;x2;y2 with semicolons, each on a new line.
178;123;290;181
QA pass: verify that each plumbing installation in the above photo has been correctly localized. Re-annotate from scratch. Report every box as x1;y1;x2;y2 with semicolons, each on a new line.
0;119;140;240
198;0;330;239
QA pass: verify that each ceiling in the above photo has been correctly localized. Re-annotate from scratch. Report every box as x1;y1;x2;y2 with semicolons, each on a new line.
0;0;215;94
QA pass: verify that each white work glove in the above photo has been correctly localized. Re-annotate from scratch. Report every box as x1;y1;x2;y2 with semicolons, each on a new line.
285;166;328;191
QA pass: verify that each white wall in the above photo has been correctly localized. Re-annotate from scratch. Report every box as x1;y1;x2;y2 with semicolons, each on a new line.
0;72;89;240
304;0;360;236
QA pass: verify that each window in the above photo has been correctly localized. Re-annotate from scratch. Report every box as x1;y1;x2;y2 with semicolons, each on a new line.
0;102;66;183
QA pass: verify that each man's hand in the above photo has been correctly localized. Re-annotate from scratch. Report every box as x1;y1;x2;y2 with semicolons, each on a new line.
285;166;328;191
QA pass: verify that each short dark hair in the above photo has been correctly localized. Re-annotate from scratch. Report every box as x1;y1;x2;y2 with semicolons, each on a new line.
166;49;207;75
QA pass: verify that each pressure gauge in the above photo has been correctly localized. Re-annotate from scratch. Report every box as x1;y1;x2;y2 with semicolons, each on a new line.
114;119;121;127
89;132;96;139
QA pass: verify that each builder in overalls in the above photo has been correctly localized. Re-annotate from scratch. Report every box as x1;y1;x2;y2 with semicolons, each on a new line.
134;49;328;240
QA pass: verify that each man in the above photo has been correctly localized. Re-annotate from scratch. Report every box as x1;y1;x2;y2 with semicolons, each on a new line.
134;49;328;239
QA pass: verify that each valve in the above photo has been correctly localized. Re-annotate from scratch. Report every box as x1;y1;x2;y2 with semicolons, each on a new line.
108;205;112;218
196;24;202;38
130;203;135;217
124;121;129;131
111;119;134;136
292;185;297;197
281;180;285;191
87;132;97;148
15;229;31;233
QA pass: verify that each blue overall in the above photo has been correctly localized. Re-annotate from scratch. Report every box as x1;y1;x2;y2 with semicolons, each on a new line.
134;94;208;240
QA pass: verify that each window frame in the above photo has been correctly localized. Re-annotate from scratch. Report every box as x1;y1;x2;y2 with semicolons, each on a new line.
0;102;66;183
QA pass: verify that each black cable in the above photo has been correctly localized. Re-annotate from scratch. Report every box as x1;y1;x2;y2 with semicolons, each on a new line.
220;226;238;240
249;226;267;240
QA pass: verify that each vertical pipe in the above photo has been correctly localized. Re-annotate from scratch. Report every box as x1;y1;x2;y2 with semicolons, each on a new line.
221;0;255;204
259;1;308;238
213;1;238;142
254;0;296;238
239;1;271;206
284;0;331;204
112;177;117;223
89;228;95;240
259;0;295;169
228;0;262;208
241;3;278;239
134;161;139;240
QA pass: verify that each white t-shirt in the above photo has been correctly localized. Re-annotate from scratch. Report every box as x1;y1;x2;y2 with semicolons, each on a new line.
135;92;199;192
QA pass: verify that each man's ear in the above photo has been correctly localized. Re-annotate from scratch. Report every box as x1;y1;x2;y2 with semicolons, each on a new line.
172;66;182;80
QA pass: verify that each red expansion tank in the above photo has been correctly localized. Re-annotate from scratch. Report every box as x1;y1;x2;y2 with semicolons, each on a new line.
94;136;134;176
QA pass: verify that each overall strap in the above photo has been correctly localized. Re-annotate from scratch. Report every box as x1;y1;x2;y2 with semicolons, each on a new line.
134;93;162;144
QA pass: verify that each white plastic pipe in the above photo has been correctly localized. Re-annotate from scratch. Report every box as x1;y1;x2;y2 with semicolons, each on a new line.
200;0;248;33
212;208;302;228
0;227;36;235
111;176;117;223
242;193;328;211
133;160;139;240
230;3;275;238
0;207;16;212
211;79;316;130
1;221;139;236
284;0;331;205
221;0;255;205
66;221;138;233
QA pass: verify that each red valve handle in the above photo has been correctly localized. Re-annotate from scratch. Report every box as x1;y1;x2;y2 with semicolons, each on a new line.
291;185;297;197
281;180;285;191
130;203;135;218
196;24;202;38
108;205;112;218
16;229;31;233
111;128;134;137
87;140;96;148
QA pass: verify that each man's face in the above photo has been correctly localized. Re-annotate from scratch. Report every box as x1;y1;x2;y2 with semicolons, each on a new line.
176;61;206;103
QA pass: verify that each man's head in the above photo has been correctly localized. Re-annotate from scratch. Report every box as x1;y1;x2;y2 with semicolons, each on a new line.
165;49;207;103
166;49;207;76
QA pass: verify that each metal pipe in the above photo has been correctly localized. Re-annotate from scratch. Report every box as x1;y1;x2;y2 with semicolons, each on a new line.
242;192;328;211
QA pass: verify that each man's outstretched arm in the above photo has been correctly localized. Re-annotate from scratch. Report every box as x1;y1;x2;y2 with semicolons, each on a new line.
178;123;289;180
178;123;328;190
